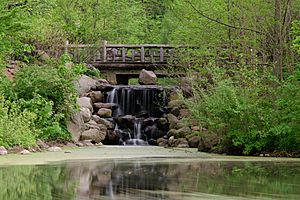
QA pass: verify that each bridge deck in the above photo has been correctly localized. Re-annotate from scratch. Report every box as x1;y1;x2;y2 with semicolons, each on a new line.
66;41;185;84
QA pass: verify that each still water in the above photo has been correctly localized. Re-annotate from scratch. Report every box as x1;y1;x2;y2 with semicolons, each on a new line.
0;159;300;200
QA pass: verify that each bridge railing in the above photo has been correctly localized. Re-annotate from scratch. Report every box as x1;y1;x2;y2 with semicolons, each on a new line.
65;41;179;64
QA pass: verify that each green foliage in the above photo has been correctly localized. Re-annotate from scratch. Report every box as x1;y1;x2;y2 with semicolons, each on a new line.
187;66;300;155
14;64;77;117
0;97;37;148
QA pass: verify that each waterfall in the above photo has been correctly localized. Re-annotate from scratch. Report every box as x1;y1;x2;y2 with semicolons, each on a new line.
133;119;142;140
107;85;168;145
106;86;167;118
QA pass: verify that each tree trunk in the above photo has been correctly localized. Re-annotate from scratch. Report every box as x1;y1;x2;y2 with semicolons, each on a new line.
274;0;283;80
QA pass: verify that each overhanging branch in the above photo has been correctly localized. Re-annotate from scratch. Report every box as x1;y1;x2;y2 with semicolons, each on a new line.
184;0;269;36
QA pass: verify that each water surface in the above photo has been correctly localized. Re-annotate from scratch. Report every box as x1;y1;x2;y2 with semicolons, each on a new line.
0;158;300;200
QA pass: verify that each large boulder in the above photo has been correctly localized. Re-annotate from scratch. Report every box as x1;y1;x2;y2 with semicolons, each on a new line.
166;113;179;129
80;107;92;123
67;112;85;142
97;108;112;118
174;127;191;138
80;129;106;143
94;103;118;110
75;75;98;95
92;115;114;129
87;91;104;103
176;138;189;148
138;69;157;85
157;138;168;147
180;77;193;98
188;136;200;148
198;133;219;152
77;97;93;112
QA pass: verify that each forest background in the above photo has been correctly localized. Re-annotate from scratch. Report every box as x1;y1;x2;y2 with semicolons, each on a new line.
0;0;299;155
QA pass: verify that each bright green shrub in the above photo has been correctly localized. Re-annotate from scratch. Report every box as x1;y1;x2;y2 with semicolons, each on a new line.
14;64;77;117
0;98;37;148
186;66;296;155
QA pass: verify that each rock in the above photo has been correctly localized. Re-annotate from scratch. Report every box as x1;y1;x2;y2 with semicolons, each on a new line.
96;142;103;146
0;146;8;155
176;138;189;148
104;130;120;145
97;108;112;118
80;107;92;123
157;138;168;147
188;136;200;148
77;97;93;112
191;126;200;131
67;112;85;142
147;139;157;145
94;103;118;110
82;140;94;146
80;129;107;143
87;91;104;103
37;50;50;61
94;80;113;91
138;69;157;85
36;139;50;149
168;100;186;109
75;75;98;95
167;129;177;137
169;89;180;101
167;114;179;129
198;133;219;152
143;118;155;126
179;109;191;118
175;127;191;138
180;77;193;98
170;107;180;117
115;115;135;127
157;117;169;131
92;116;114;129
48;146;62;152
84;120;107;131
76;142;84;147
20;150;30;155
66;142;77;147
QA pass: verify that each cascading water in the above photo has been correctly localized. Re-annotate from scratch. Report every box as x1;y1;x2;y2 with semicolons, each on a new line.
106;86;166;118
106;85;168;145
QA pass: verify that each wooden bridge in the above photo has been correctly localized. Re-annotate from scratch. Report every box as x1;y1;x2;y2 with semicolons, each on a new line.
66;41;183;84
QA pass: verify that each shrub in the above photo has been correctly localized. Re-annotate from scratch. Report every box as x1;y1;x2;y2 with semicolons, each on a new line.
13;64;77;117
0;98;37;148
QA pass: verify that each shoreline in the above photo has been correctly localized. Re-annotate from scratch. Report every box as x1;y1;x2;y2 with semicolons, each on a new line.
1;146;300;166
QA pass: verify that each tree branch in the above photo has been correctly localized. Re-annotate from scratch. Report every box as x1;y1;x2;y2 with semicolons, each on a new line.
184;0;268;36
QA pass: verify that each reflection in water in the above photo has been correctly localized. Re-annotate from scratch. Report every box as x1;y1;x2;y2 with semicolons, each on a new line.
0;160;300;199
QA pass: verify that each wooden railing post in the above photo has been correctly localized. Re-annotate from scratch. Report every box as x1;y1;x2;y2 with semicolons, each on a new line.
122;47;126;62
64;40;69;54
160;47;164;62
141;46;145;62
103;40;107;62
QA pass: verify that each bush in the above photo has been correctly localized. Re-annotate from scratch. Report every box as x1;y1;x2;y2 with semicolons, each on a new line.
14;64;77;117
0;98;37;148
186;66;300;155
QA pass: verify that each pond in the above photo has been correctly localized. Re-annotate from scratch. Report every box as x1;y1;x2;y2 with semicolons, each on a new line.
0;152;300;200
